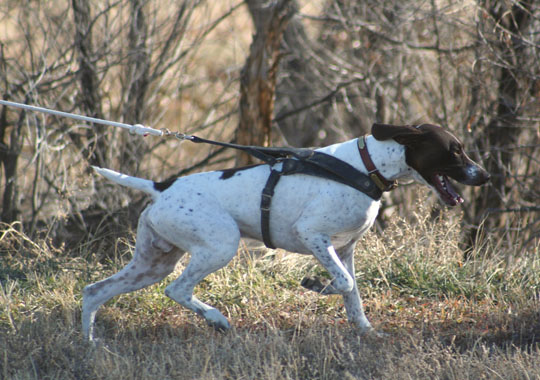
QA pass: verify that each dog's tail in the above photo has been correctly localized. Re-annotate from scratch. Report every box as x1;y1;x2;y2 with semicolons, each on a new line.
92;166;160;200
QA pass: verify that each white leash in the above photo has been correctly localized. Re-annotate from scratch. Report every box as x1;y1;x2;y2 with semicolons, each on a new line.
0;99;165;137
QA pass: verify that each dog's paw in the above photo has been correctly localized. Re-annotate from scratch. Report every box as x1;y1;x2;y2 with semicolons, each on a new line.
360;326;389;340
208;320;231;332
204;309;231;332
301;276;341;295
84;335;107;348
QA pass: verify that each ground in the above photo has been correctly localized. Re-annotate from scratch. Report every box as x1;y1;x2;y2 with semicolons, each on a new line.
1;208;539;379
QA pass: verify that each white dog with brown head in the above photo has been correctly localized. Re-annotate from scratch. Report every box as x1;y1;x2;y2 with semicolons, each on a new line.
83;123;489;341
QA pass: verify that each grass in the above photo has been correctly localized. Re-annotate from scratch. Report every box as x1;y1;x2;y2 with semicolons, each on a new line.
1;207;540;379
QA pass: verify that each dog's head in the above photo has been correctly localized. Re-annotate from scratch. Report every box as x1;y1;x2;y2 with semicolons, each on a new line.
372;123;490;206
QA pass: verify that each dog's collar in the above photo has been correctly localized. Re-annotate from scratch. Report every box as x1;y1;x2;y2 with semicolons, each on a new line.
357;136;397;192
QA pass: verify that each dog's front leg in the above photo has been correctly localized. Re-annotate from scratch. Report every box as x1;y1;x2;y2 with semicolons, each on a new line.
337;241;373;332
293;223;354;295
301;240;373;332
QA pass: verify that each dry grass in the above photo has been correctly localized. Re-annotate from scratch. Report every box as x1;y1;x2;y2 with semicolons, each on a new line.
1;204;539;379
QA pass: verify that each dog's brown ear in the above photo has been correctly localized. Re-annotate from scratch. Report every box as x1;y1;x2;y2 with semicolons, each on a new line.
371;123;423;146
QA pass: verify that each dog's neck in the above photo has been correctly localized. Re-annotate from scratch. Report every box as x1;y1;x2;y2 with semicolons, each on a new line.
318;136;412;181
364;135;412;181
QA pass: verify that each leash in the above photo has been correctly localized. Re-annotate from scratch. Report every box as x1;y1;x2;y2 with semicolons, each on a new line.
0;98;289;149
0;99;165;137
0;99;320;162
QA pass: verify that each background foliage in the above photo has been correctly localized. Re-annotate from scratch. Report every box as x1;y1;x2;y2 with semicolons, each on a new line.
0;0;538;246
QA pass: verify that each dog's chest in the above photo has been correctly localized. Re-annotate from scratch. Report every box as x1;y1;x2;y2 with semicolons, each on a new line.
328;198;379;245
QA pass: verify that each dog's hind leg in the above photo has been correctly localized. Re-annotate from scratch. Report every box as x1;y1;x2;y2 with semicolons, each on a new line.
163;213;240;331
82;208;184;341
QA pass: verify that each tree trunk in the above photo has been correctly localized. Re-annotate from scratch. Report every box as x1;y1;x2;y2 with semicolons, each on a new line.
236;0;295;165
0;101;24;223
275;11;330;147
121;0;151;173
466;0;533;249
72;0;108;168
473;1;532;221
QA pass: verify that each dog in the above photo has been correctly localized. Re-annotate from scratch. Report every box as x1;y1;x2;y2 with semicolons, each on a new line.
82;123;489;340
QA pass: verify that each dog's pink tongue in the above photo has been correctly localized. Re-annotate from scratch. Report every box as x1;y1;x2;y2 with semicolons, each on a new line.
445;179;464;204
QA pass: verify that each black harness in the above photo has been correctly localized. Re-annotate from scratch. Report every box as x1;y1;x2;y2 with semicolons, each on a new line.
181;135;396;248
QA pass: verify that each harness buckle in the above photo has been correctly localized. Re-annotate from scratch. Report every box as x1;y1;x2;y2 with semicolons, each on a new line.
260;193;273;211
369;173;385;191
370;172;396;192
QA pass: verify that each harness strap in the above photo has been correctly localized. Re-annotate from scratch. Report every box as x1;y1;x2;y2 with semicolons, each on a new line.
296;152;383;199
258;151;386;248
260;169;283;249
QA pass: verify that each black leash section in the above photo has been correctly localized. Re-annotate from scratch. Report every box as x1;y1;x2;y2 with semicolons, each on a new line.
181;134;384;248
182;134;314;165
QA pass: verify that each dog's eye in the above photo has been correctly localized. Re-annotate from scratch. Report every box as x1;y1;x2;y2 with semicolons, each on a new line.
450;144;461;156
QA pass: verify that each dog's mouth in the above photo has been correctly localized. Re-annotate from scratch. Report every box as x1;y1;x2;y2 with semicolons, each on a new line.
430;173;464;206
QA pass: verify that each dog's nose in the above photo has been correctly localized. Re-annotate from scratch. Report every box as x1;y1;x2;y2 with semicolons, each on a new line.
478;168;491;185
461;163;491;186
